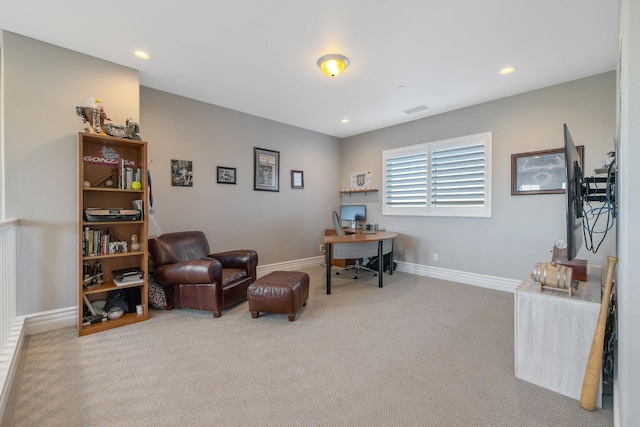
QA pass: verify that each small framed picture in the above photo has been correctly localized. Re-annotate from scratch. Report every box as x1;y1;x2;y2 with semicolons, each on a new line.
108;241;128;254
350;170;372;190
171;159;193;187
217;166;236;185
291;170;304;189
511;146;583;195
254;147;280;192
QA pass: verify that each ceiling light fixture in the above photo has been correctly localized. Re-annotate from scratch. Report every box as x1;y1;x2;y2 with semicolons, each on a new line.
134;50;150;59
500;65;517;75
317;54;350;78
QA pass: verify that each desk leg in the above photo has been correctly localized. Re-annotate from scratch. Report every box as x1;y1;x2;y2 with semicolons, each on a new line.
389;243;394;276
378;241;383;288
325;243;332;294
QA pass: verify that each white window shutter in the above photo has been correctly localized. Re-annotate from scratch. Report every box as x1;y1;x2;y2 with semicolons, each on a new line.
385;152;428;208
383;132;492;218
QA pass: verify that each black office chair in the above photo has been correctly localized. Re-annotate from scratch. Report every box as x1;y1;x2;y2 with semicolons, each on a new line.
331;211;377;279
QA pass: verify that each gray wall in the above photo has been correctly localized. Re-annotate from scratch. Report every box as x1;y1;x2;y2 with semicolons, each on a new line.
140;87;340;264
1;31;140;314
341;72;616;281
3;22;639;426
0;30;617;314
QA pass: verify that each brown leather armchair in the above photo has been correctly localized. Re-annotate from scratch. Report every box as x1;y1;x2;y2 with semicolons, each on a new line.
148;231;258;317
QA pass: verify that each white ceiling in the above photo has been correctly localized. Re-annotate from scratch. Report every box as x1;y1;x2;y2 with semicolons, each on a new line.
0;1;619;138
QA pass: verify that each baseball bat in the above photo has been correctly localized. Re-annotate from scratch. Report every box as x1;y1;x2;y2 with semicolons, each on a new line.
579;255;618;411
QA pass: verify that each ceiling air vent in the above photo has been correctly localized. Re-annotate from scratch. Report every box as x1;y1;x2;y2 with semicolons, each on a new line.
403;105;429;115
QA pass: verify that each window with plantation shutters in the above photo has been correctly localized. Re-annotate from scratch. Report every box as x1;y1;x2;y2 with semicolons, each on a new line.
385;152;428;208
382;132;492;217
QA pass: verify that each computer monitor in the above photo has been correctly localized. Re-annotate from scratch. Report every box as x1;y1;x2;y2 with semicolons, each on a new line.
339;205;366;229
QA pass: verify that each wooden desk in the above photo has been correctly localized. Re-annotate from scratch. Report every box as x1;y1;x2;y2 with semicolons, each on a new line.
323;230;398;294
324;228;356;268
514;267;603;407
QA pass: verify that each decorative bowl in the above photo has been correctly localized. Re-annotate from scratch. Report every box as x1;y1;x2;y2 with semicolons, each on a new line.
107;307;124;320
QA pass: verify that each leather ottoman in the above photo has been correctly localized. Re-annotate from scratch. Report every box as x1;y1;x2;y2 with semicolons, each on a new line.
248;271;309;321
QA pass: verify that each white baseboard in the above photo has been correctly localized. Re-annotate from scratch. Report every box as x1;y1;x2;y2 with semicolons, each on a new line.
0;307;76;419
257;256;324;277
257;257;520;293
24;306;76;336
397;261;520;293
0;316;25;418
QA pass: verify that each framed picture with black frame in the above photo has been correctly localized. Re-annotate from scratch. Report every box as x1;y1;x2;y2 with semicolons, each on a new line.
216;166;236;184
254;147;280;192
511;146;583;195
291;170;304;189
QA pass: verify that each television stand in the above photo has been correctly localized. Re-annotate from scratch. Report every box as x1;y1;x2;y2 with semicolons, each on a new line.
515;265;603;407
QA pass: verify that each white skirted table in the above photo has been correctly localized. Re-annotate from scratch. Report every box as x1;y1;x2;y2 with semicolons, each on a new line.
514;266;603;407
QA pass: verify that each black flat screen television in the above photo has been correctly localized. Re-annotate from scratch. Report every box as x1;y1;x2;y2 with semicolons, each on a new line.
563;124;584;261
339;204;366;229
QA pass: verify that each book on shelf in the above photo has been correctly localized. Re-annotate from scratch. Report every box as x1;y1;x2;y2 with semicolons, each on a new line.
125;167;133;189
111;267;144;286
118;158;124;189
82;227;135;256
111;266;143;279
113;277;144;286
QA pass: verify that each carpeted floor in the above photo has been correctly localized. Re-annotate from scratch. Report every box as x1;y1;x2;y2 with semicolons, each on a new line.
2;267;613;426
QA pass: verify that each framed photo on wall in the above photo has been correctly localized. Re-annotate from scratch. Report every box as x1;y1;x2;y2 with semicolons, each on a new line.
254;147;280;192
217;166;236;184
511;146;583;195
171;159;193;187
350;170;372;190
291;170;304;189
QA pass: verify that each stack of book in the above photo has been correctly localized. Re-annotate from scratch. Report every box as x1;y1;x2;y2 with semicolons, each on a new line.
111;267;144;286
83;227;111;256
116;161;142;190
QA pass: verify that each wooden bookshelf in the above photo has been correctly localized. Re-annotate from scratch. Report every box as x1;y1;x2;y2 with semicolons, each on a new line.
77;132;149;336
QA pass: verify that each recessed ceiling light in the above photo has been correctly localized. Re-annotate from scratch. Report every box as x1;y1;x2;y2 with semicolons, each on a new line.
341;119;349;124
134;50;150;59
500;65;517;75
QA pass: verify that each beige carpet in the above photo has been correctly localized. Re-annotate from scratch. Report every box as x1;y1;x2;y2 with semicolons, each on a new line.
2;267;613;426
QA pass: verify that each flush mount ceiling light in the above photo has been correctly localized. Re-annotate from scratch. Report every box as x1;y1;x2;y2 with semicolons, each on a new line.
500;65;517;75
317;54;350;78
134;50;150;59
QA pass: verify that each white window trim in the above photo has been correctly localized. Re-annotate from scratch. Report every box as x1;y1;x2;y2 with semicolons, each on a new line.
382;132;492;218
